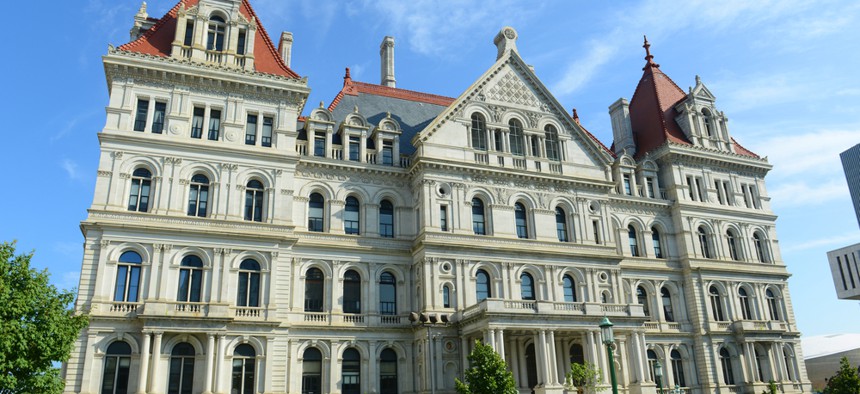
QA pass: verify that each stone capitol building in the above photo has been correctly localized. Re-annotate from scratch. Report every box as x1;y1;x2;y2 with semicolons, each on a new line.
61;1;812;394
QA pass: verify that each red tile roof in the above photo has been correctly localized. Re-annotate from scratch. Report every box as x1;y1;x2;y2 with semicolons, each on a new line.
116;0;300;79
628;38;690;158
328;68;455;111
731;138;760;158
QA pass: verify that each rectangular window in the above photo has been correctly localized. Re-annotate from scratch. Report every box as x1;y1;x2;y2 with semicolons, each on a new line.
208;109;221;141
646;177;655;198
440;205;448;231
134;99;149;132
715;180;725;204
261;116;273;147
382;140;394;166
245;114;257;145
695;178;704;202
494;130;503;152
686;176;695;201
191;107;205;138
592;220;601;244
183;21;194;46
348;136;360;161
623;174;632;195
314;132;326;157
531;136;541;157
237;29;247;56
722;181;732;205
151;102;166;134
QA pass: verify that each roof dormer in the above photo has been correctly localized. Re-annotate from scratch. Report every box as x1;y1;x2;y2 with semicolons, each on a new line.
170;0;257;71
674;76;734;153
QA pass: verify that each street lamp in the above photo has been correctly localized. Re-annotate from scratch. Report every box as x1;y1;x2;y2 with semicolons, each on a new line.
409;312;450;394
599;316;619;394
654;360;664;394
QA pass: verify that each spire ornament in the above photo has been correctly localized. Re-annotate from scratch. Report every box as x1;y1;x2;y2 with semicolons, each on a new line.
642;35;660;70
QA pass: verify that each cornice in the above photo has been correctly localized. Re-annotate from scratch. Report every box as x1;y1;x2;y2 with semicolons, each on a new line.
651;141;772;174
99;132;301;165
295;161;410;188
414;231;622;261
85;210;297;241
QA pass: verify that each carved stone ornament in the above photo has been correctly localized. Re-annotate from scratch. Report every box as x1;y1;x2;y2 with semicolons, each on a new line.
169;124;182;135
226;131;238;142
97;170;113;178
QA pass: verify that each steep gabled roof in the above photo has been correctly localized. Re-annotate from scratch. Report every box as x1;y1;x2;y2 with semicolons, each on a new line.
326;68;455;155
628;37;690;158
116;0;300;79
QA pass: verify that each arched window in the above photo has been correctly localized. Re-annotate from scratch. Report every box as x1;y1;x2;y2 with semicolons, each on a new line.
237;259;261;307
302;347;322;394
168;343;195;394
344;196;360;235
187;174;210;217
443;285;452;308
343;270;361;314
661;287;675;322
244;180;264;222
754;232;768;262
563;275;576;302
637;286;650;317
231;344;256;394
101;341;132;394
783;347;795;381
380;348;398;394
545;125;560;161
509;119;525;156
471;198;486;235
304;268;324;312
720;348;735;384
515;202;529;239
702;109;714;137
206;15;226;51
520;272;535;300
738;288;753;320
628;225;639;256
766;289;780;320
476;269;491;301
379;200;394;238
308;193;325;232
698;226;712;258
569;344;585;365
177;255;203;302
379;272;396;315
342;348;361;394
128;168;152;212
556;207;570;242
727;230;740;261
709;286;725;321
471;113;487;151
114;251;142;303
651;227;663;258
671;350;686;387
647;349;658;382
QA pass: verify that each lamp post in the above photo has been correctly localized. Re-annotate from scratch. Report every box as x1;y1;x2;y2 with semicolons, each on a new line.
599;316;619;394
409;312;450;394
654;360;664;394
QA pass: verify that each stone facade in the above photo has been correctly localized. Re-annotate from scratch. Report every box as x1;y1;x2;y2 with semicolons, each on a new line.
62;1;811;394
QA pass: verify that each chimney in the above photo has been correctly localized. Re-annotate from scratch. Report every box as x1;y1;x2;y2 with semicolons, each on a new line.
494;27;518;60
380;36;396;88
279;32;293;68
609;98;636;156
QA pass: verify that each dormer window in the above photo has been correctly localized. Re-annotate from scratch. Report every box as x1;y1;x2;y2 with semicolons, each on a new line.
206;16;226;51
545;125;560;161
237;29;247;55
183;21;194;46
701;108;714;138
381;140;394;165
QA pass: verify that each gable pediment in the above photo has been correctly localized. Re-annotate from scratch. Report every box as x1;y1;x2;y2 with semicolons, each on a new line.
484;68;543;110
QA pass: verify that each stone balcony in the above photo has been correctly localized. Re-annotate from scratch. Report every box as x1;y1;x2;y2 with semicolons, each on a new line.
460;298;647;321
288;312;411;328
707;319;789;334
92;301;272;323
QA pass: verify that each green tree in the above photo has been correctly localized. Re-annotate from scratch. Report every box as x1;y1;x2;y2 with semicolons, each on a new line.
564;362;607;394
0;241;89;394
824;357;860;394
455;340;517;394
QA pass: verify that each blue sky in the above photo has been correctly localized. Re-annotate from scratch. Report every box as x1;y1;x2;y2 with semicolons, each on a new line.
2;0;859;338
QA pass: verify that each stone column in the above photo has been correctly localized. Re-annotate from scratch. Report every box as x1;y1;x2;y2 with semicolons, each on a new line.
546;330;558;385
204;334;215;394
518;338;528;388
537;330;549;386
214;335;227;393
264;337;275;393
150;332;163;394
497;329;506;361
137;332;151;394
510;337;521;386
368;341;377;394
330;341;340;392
487;329;496;352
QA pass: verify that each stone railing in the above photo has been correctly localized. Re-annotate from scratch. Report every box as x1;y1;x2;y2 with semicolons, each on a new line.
296;141;308;156
461;299;644;320
292;312;409;327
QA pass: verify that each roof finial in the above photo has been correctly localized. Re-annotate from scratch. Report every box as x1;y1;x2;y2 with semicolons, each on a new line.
319;101;324;108
643;35;660;70
353;105;359;113
343;67;352;87
572;108;580;124
695;75;702;84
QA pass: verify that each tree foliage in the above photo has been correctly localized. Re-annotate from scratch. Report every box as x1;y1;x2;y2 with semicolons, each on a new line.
565;362;607;394
824;357;860;394
455;340;518;394
0;241;89;394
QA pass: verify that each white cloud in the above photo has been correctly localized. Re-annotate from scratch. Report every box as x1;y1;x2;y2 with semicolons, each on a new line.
62;159;81;180
552;39;617;96
768;178;847;208
746;129;860;179
782;231;860;252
